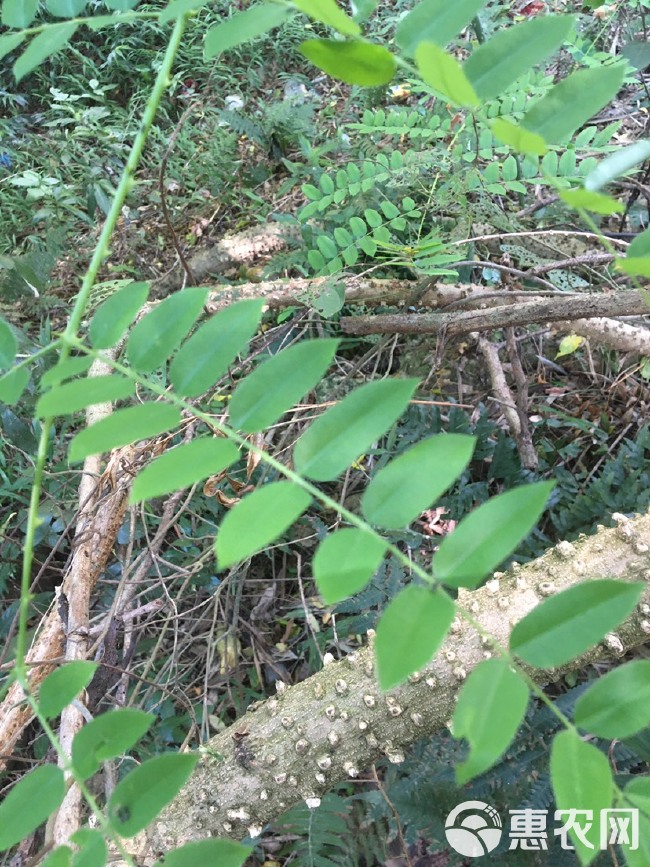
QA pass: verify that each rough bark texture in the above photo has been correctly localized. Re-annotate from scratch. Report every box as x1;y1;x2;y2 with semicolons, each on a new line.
119;511;650;863
340;290;650;337
152;224;297;298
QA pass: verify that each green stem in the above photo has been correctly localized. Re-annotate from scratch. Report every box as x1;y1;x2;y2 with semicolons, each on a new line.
69;338;580;738
16;13;188;683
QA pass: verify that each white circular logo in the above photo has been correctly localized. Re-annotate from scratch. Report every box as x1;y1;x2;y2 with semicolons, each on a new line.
445;800;503;858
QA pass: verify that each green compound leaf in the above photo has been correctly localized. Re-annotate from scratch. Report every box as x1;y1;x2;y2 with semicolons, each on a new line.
551;731;613;865
130;437;239;503
627;226;650;258
36;375;135;418
433;481;554;589
41;847;72;867
229;338;339;433
0;367;30;405
300;39;396;86
510;579;644;668
46;0;88;15
0;318;17;369
585;139;650;191
39;661;98;719
14;23;79;83
313;528;387;604
362;433;475;529
169;298;263;398
619;226;650;274
617;257;650;277
453;659;529;784
69;828;106;867
68;403;181;462
153;840;252;867
575;661;650;739
108;753;198;837
464;15;573;101
0;765;66;851
521;64;626;145
623;778;650;865
204;3;291;59
126;287;208;374
104;0;140;9
159;0;211;24
560;188;624;215
376;585;455;691
41;357;93;389
216;482;311;568
2;0;38;28
294;378;417;481
491;118;548;156
294;0;360;35
396;0;486;56
89;281;150;350
415;42;479;107
0;32;25;62
72;709;154;780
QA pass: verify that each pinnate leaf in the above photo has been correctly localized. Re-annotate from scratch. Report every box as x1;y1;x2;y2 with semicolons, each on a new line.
153;840;252;867
216;482;311;568
433;481;554;588
41;356;93;389
228;338;339;432
130;437;239;503
0;32;25;62
159;0;211;23
0;317;17;368
300;39;396;86
14;23;78;83
362;433;475;529
491;118;548;156
39;661;98;719
551;731;612;864
575;660;650;739
2;0;38;27
89;281;150;349
416;43;479;107
396;0;486;56
376;586;455;690
314;528;386;604
453;660;529;784
0;765;65;851
108;754;198;837
40;848;72;867
204;3;291;59
68;403;181;461
293;0;360;36
294;378;417;481
104;0;140;9
69;829;105;867
510;579;644;668
36;375;135;418
169;299;263;397
0;367;30;405
464;15;573;100
46;0;88;15
560;188;623;215
126;287;208;373
72;709;154;779
585;140;650;192
522;64;625;145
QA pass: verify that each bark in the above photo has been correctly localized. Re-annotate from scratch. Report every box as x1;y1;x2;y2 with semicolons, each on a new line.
340;289;650;338
152;224;298;298
119;511;650;864
201;277;650;357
